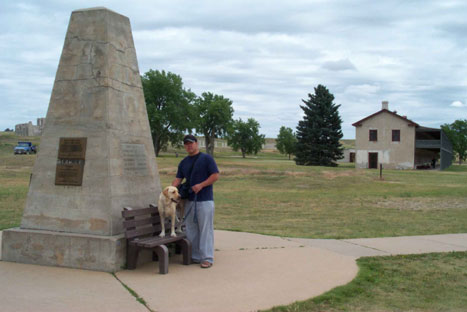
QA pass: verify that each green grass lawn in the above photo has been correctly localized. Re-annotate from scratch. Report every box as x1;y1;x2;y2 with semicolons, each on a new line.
266;251;467;312
0;132;38;229
3;132;465;236
157;150;467;239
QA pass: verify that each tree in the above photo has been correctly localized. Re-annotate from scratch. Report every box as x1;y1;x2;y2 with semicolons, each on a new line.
194;92;234;156
295;84;343;166
276;126;297;160
227;118;265;158
142;69;196;156
441;119;467;164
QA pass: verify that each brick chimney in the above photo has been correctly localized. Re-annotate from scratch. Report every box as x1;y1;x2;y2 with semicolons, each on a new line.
382;101;389;110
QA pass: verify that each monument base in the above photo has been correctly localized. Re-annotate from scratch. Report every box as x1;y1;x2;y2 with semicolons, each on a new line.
1;228;126;272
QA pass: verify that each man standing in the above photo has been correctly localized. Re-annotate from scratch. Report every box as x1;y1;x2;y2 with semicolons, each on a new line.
172;135;219;268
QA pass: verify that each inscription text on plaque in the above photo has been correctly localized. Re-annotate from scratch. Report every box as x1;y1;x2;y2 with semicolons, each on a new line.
121;143;148;175
55;137;87;186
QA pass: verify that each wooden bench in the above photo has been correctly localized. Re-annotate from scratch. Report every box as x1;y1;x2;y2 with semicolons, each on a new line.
122;204;192;274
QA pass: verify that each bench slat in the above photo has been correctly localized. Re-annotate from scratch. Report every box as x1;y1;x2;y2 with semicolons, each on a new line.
122;206;158;218
133;234;187;248
123;216;162;228
126;225;162;239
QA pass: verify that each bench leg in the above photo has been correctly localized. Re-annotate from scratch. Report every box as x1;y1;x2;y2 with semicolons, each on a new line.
178;238;192;265
127;244;139;270
175;243;182;254
154;245;169;274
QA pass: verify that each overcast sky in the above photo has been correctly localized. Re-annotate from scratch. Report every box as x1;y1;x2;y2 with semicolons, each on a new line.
1;1;466;139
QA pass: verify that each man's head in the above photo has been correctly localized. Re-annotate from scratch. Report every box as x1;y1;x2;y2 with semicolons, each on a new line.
183;134;199;156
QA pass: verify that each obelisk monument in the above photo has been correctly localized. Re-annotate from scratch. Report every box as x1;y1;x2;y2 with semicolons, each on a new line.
2;8;161;271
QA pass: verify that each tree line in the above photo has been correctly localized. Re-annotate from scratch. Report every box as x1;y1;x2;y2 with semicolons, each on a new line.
143;69;466;166
143;69;343;164
142;69;265;158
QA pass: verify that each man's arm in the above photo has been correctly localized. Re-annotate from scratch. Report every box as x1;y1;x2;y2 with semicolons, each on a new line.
192;173;219;194
172;178;182;187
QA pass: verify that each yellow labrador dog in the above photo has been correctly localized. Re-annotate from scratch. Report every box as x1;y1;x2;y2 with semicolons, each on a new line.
158;186;182;237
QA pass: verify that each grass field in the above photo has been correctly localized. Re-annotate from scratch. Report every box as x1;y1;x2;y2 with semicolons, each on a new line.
1;132;466;311
157;151;467;239
1;131;467;236
0;132;39;230
266;251;467;312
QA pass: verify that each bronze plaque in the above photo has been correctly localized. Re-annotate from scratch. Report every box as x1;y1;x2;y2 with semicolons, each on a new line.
55;160;85;186
58;137;87;159
55;137;87;186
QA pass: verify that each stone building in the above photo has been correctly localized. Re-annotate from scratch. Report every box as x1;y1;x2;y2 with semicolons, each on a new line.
15;118;45;136
352;101;452;170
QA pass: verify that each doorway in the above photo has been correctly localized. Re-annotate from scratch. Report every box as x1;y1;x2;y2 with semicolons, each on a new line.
368;152;378;169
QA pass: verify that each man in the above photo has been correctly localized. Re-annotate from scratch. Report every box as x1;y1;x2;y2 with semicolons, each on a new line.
172;134;219;268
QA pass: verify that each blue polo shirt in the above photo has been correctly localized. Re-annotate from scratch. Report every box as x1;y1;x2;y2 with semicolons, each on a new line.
176;152;219;201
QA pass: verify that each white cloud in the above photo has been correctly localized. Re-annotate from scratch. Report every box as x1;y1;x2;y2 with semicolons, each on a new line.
450;101;465;107
322;59;357;71
1;0;466;138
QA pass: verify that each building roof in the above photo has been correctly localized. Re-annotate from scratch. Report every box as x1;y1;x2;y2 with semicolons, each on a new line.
416;126;440;132
352;109;419;127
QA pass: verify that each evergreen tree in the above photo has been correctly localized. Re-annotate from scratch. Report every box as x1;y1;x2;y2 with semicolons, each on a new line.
295;85;343;166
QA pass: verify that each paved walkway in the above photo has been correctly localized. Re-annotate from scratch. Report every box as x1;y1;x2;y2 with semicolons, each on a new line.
1;230;466;312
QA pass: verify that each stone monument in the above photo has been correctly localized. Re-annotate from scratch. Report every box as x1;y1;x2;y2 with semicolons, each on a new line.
1;7;161;272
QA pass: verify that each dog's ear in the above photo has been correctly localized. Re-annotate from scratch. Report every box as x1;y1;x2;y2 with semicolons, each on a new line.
163;187;169;198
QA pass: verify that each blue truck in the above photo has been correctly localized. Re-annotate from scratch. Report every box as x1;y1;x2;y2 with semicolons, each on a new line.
14;141;37;154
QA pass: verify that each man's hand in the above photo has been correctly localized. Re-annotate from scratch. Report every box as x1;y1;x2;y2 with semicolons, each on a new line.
172;178;182;187
192;183;203;194
191;173;219;194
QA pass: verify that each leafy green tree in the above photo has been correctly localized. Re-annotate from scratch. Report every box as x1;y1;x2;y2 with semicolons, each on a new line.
441;119;467;164
142;69;196;156
276;126;297;159
295;84;343;166
227;118;265;158
194;92;234;156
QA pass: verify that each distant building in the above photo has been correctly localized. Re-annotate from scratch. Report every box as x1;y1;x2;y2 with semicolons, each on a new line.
196;137;228;148
338;148;356;163
196;137;278;150
352;101;452;170
15;118;45;136
263;138;276;150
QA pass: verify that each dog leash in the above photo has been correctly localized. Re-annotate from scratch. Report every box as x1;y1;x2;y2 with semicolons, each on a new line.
183;193;198;224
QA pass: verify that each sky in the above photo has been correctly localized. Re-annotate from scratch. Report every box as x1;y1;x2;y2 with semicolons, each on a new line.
1;1;466;139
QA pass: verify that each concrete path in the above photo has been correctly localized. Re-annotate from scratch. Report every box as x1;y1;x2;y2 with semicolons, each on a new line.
287;233;467;258
1;230;466;312
116;231;357;312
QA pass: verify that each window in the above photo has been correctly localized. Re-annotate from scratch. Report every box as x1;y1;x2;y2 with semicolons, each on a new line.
392;130;400;142
369;130;377;141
